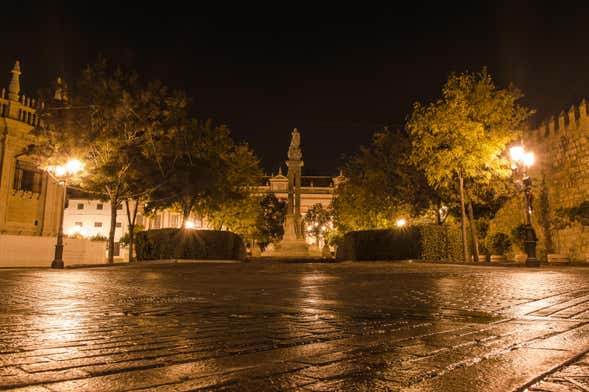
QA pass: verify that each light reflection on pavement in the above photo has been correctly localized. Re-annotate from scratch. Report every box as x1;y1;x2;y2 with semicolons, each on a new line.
0;261;588;391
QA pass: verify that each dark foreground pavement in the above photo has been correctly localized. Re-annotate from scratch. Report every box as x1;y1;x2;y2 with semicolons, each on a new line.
1;261;589;391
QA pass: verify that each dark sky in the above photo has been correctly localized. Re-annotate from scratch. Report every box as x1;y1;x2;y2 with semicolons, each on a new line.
3;3;589;174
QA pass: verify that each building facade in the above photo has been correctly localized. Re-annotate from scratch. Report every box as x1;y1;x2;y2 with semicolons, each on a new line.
62;170;345;253
259;168;345;214
0;61;62;236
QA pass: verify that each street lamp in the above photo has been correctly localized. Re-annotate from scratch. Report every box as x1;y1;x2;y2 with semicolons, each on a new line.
509;146;539;267
46;159;84;269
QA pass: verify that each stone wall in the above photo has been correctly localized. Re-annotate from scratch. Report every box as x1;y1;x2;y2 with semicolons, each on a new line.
0;62;62;236
490;99;589;261
0;234;107;267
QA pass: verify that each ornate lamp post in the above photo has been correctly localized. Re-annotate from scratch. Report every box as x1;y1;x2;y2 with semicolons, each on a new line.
509;146;540;267
46;159;84;269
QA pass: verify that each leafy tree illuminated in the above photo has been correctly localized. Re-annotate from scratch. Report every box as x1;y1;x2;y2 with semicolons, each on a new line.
30;59;185;263
331;128;435;233
303;203;333;246
406;68;533;261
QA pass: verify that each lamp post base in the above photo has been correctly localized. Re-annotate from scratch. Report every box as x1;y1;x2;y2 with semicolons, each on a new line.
51;260;64;269
525;258;540;267
524;225;539;267
51;243;64;269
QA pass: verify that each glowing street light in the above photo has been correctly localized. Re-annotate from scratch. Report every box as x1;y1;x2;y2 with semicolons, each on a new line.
184;221;196;229
509;145;539;267
46;159;84;269
395;218;407;228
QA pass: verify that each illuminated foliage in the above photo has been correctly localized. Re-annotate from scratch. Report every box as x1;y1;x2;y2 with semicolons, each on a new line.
303;203;333;246
30;58;186;263
407;68;532;188
331;128;434;233
406;68;533;260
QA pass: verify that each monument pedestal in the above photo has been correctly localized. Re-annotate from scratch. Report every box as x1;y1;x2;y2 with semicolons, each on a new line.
264;214;309;257
271;239;310;257
262;128;310;258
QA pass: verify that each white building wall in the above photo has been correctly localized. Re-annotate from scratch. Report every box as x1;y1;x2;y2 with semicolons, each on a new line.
0;234;106;267
63;199;189;240
63;199;130;242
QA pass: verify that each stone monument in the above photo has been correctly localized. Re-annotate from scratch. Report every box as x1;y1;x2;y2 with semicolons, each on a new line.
267;128;309;256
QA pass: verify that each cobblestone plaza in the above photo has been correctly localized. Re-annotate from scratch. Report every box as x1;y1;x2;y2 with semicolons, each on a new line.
1;261;589;391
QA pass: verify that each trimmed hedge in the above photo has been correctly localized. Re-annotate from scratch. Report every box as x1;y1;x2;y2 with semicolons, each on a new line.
336;224;462;261
135;228;246;261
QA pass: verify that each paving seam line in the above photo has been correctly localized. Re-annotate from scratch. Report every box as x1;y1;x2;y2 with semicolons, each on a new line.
515;344;589;392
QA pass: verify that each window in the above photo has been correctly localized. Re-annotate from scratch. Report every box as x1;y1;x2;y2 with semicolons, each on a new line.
170;215;179;228
117;204;123;210
116;222;122;228
77;203;84;210
96;204;103;210
13;161;42;193
94;222;102;228
153;215;161;229
75;222;83;227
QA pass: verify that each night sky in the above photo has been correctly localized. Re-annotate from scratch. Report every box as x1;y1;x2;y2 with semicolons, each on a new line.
3;3;589;174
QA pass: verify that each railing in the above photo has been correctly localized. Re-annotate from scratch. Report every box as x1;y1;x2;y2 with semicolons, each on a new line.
0;89;41;127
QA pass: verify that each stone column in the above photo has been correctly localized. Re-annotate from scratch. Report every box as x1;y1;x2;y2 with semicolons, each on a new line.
286;159;303;240
268;128;309;256
287;163;294;215
283;128;305;241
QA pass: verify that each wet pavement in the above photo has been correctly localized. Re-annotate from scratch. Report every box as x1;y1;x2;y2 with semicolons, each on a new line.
0;261;589;391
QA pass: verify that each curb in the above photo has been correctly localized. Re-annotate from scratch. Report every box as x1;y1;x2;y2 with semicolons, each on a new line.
247;256;339;263
414;260;589;268
65;259;244;269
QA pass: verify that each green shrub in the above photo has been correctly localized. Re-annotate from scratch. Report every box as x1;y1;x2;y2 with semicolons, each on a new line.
420;224;463;261
478;241;489;255
510;224;527;251
487;232;511;255
336;224;462;261
135;229;246;261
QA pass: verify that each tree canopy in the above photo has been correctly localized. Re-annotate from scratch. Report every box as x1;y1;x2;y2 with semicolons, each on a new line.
303;203;333;246
406;68;533;261
331;128;434;233
29;59;186;262
255;193;287;251
29;58;262;262
407;68;532;188
145;119;262;227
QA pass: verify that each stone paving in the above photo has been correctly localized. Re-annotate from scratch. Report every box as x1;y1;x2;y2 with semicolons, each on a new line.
0;261;589;391
527;351;589;392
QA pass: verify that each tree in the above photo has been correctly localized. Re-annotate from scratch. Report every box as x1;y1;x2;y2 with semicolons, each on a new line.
255;193;287;252
331;128;436;233
406;68;533;262
30;59;184;263
303;203;333;246
147;119;262;229
205;194;260;234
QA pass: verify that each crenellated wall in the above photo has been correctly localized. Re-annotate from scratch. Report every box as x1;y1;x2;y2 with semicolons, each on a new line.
491;98;589;261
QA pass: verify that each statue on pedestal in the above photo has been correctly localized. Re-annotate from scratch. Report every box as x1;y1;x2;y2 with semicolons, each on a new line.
288;128;302;161
264;128;309;257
